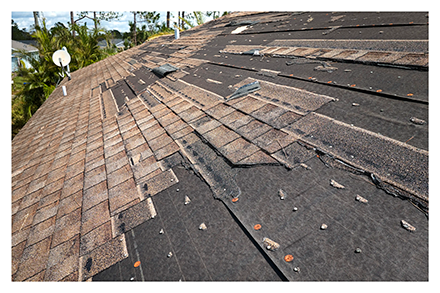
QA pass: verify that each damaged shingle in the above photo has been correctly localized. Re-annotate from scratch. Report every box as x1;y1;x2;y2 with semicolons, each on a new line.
227;80;261;101
152;63;179;77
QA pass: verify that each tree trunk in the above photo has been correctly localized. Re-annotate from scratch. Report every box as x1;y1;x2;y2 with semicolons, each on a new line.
70;11;75;37
93;11;98;30
133;12;137;45
181;11;185;29
178;11;180;28
33;12;39;30
166;11;170;28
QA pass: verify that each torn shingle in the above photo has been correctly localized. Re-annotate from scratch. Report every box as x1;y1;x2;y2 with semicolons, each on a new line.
152;63;179;77
227;80;261;101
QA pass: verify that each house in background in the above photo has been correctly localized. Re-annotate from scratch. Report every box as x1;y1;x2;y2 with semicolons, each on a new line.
98;38;125;51
12;40;38;72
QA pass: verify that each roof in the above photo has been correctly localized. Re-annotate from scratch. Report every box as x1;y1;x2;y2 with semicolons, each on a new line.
11;11;429;282
12;40;38;53
98;38;124;48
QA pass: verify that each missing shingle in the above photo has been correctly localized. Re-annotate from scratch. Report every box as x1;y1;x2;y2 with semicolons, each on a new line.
118;222;126;234
226;20;259;27
85;257;93;272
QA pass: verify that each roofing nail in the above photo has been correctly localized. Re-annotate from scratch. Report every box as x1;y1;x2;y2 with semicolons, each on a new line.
293;207;298;212
355;248;362;253
254;224;262;230
159;229;164;234
293;267;300;272
167;252;173;258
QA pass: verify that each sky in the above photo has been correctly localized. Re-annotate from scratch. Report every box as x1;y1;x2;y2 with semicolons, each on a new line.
12;11;181;33
10;0;241;34
11;11;221;34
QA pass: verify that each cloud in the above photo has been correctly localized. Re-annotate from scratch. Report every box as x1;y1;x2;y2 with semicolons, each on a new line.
12;11;132;32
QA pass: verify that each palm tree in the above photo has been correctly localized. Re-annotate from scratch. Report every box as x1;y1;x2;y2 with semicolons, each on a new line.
12;50;58;138
179;11;206;29
71;23;105;68
12;19;114;138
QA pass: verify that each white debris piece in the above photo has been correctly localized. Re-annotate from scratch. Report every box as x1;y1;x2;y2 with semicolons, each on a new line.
355;195;368;203
401;220;416;232
330;179;345;189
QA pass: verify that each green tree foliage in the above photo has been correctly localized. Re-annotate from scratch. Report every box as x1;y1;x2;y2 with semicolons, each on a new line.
110;29;123;39
12;20;33;40
179;11;229;29
75;11;123;30
11;19;117;139
124;11;173;47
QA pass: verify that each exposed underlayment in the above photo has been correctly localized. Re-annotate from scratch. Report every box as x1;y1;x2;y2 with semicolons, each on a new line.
11;11;428;282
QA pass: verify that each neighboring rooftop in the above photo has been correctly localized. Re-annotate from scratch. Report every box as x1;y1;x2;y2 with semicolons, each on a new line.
12;40;38;53
11;11;428;282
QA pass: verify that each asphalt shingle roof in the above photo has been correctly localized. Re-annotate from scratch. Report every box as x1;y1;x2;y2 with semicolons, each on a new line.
11;11;428;281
